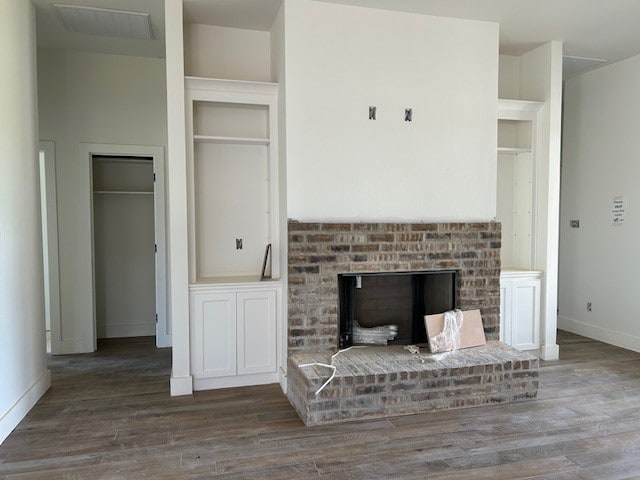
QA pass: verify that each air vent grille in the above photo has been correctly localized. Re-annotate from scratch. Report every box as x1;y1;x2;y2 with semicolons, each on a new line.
54;4;153;40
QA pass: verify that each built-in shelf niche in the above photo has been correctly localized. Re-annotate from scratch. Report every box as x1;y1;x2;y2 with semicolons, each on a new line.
92;156;154;194
497;118;532;154
193;101;269;143
496;99;543;271
185;77;280;285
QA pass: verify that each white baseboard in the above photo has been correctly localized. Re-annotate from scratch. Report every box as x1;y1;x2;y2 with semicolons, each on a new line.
52;338;87;355
170;374;193;396
559;315;640;354
279;366;287;395
0;370;51;444
539;343;560;360
156;334;172;349
98;323;155;339
193;372;278;391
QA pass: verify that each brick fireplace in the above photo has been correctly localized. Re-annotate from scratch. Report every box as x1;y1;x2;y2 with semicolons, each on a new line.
286;221;538;425
288;221;502;353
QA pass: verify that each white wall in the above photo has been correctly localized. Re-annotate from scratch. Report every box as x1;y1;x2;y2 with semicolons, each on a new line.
283;0;499;221
37;49;168;353
184;23;270;82
499;55;520;99
560;52;640;352
0;0;50;444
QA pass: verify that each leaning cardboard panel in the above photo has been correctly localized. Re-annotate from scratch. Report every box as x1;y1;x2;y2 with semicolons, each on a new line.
424;309;486;353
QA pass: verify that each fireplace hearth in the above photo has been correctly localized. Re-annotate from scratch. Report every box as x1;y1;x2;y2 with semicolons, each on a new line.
286;221;538;425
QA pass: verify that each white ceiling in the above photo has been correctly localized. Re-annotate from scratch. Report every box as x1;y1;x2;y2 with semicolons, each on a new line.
317;0;640;64
33;0;640;74
33;0;166;58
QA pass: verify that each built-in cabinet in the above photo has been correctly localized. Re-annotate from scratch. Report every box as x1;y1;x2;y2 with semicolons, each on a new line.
497;99;543;353
185;76;283;390
500;270;541;351
189;282;281;390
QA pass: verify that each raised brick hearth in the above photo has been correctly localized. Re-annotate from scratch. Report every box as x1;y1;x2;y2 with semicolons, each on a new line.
288;343;538;425
286;221;538;425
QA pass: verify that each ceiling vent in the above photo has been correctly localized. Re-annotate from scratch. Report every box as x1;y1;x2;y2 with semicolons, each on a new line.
54;4;153;40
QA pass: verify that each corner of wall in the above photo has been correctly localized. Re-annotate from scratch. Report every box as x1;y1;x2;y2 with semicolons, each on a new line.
498;54;520;99
0;370;51;444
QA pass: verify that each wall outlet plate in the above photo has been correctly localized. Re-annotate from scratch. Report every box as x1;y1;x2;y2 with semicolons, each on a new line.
570;220;580;228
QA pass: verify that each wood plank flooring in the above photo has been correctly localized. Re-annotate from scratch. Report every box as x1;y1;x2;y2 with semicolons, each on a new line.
2;331;640;479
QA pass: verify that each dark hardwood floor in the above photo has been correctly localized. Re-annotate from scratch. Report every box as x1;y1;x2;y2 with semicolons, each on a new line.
2;331;640;479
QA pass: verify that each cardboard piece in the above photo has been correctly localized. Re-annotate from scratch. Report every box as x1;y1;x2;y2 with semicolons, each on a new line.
424;309;486;353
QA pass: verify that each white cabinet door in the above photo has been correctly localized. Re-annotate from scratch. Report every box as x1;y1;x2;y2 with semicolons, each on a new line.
510;278;541;351
236;290;277;375
193;292;237;378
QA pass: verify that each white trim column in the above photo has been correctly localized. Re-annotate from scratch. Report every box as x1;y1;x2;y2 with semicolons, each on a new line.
540;41;563;361
165;0;192;395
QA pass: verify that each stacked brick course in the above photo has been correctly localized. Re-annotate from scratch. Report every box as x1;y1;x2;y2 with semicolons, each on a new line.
288;221;502;354
288;343;539;425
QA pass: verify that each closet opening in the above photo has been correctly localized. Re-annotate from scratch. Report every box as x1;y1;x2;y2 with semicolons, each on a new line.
92;155;155;347
76;143;168;353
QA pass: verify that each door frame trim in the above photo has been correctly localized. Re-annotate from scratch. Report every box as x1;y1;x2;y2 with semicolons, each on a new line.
78;143;169;351
39;141;62;354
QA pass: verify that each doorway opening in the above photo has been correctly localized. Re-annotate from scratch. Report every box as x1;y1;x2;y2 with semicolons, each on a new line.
92;155;157;344
78;144;169;352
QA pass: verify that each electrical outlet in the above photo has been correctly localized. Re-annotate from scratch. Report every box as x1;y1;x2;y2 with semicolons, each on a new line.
570;220;580;228
236;238;243;250
586;301;592;312
369;106;377;120
404;108;413;122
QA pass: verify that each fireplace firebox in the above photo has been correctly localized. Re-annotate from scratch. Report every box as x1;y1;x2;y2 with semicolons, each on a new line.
338;270;457;348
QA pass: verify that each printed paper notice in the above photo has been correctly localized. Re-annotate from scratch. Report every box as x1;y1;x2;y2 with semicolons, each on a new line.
612;196;626;226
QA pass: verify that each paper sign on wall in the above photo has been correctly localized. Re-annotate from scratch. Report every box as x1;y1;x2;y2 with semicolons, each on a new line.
612;196;626;226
